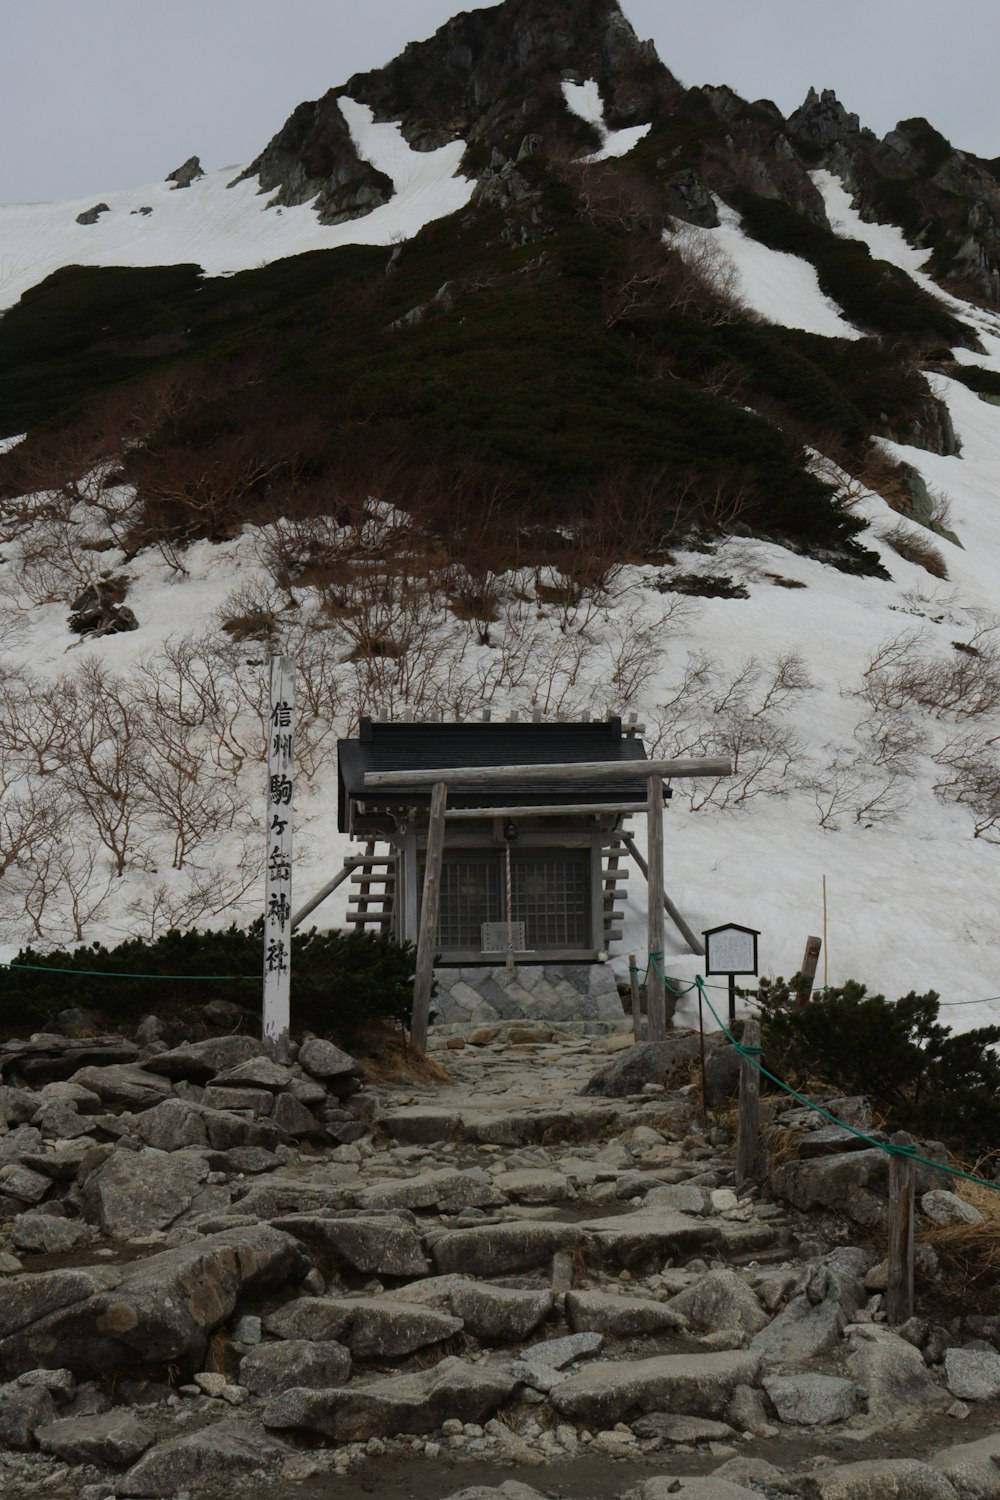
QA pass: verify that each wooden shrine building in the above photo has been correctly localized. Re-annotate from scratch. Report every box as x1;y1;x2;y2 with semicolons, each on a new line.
336;715;650;966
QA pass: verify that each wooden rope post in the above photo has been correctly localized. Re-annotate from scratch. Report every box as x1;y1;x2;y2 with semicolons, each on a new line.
411;781;447;1054
628;952;642;1043
887;1133;916;1323
736;1018;761;1187
646;774;667;1042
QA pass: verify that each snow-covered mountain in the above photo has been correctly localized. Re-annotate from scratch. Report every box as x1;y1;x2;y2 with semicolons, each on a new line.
3;0;1000;1033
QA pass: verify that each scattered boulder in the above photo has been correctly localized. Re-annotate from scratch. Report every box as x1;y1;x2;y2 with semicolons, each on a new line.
144;1036;263;1081
263;1355;520;1440
930;1432;1000;1498
847;1328;946;1423
274;1212;428;1277
799;1457;961;1499
129;1098;209;1151
0;1379;58;1447
0;1164;51;1204
70;1064;172;1110
297;1037;361;1082
11;1213;94;1255
239;1338;351;1395
76;202;110;225
266;1296;462;1358
79;1148;212;1237
451;1284;553;1342
198;1105;282;1152
772;1146;950;1230
121;1417;289;1497
36;1408;154;1465
667;1270;769;1336
922;1190;984;1227
943;1346;1000;1401
565;1291;687;1337
211;1057;293;1091
0;1227;306;1378
581;1039;701;1097
763;1372;857;1425
550;1350;761;1426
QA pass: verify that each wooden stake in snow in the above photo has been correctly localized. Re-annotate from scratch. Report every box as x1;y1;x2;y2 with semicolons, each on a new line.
797;935;822;1007
263;655;294;1062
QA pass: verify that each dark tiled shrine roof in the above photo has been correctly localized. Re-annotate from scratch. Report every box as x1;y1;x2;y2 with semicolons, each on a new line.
337;718;648;829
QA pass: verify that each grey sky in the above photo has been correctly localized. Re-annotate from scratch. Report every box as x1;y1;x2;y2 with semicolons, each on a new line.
2;0;997;203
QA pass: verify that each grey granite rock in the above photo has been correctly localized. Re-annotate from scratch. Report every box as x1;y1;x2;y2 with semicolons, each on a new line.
239;1338;351;1395
763;1372;856;1426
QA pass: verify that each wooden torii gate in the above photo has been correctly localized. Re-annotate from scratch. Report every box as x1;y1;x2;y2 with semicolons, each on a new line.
362;756;732;1053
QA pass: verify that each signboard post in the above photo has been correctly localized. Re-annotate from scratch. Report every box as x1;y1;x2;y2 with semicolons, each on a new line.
703;922;760;1025
263;656;294;1062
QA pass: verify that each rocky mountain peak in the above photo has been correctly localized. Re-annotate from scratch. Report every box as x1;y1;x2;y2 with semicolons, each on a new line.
242;0;679;225
788;87;862;143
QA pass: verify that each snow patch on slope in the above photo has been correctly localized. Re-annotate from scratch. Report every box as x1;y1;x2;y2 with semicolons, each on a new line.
812;168;1000;358
561;79;651;161
0;111;474;313
667;200;862;340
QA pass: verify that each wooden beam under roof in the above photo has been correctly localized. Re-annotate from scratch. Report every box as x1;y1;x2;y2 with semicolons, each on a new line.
363;756;732;790
443;801;648;819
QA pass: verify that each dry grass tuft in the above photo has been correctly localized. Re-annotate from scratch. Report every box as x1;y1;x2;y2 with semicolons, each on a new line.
353;1024;452;1086
920;1152;1000;1308
882;522;949;579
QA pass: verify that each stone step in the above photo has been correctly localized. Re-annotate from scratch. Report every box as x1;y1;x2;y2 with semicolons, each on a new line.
549;1349;762;1426
379;1101;627;1146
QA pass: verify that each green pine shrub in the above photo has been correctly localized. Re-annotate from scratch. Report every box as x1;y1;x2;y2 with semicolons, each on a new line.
1;922;417;1042
756;976;1000;1157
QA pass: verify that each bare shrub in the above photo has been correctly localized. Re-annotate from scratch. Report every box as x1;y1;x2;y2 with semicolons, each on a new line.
932;733;1000;841
17;811;119;943
809;705;925;829
124;850;264;941
860;623;1000;722
599;598;685;708
216;580;290;643
51;662;148;876
0;781;64;882
649;652;812;811
0;668;77;778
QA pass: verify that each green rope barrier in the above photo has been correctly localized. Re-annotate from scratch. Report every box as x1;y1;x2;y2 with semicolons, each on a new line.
695;974;1000;1197
744;985;1000;1011
647;953;698;997
1;961;257;981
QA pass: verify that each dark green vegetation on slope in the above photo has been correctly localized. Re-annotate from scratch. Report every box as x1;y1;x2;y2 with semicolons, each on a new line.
0;157;967;575
735;194;967;345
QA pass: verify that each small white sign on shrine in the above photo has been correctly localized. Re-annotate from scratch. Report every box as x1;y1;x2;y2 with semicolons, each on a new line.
263;655;294;1060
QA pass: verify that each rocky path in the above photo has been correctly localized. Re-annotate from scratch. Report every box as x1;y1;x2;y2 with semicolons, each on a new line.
1;1014;1000;1500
